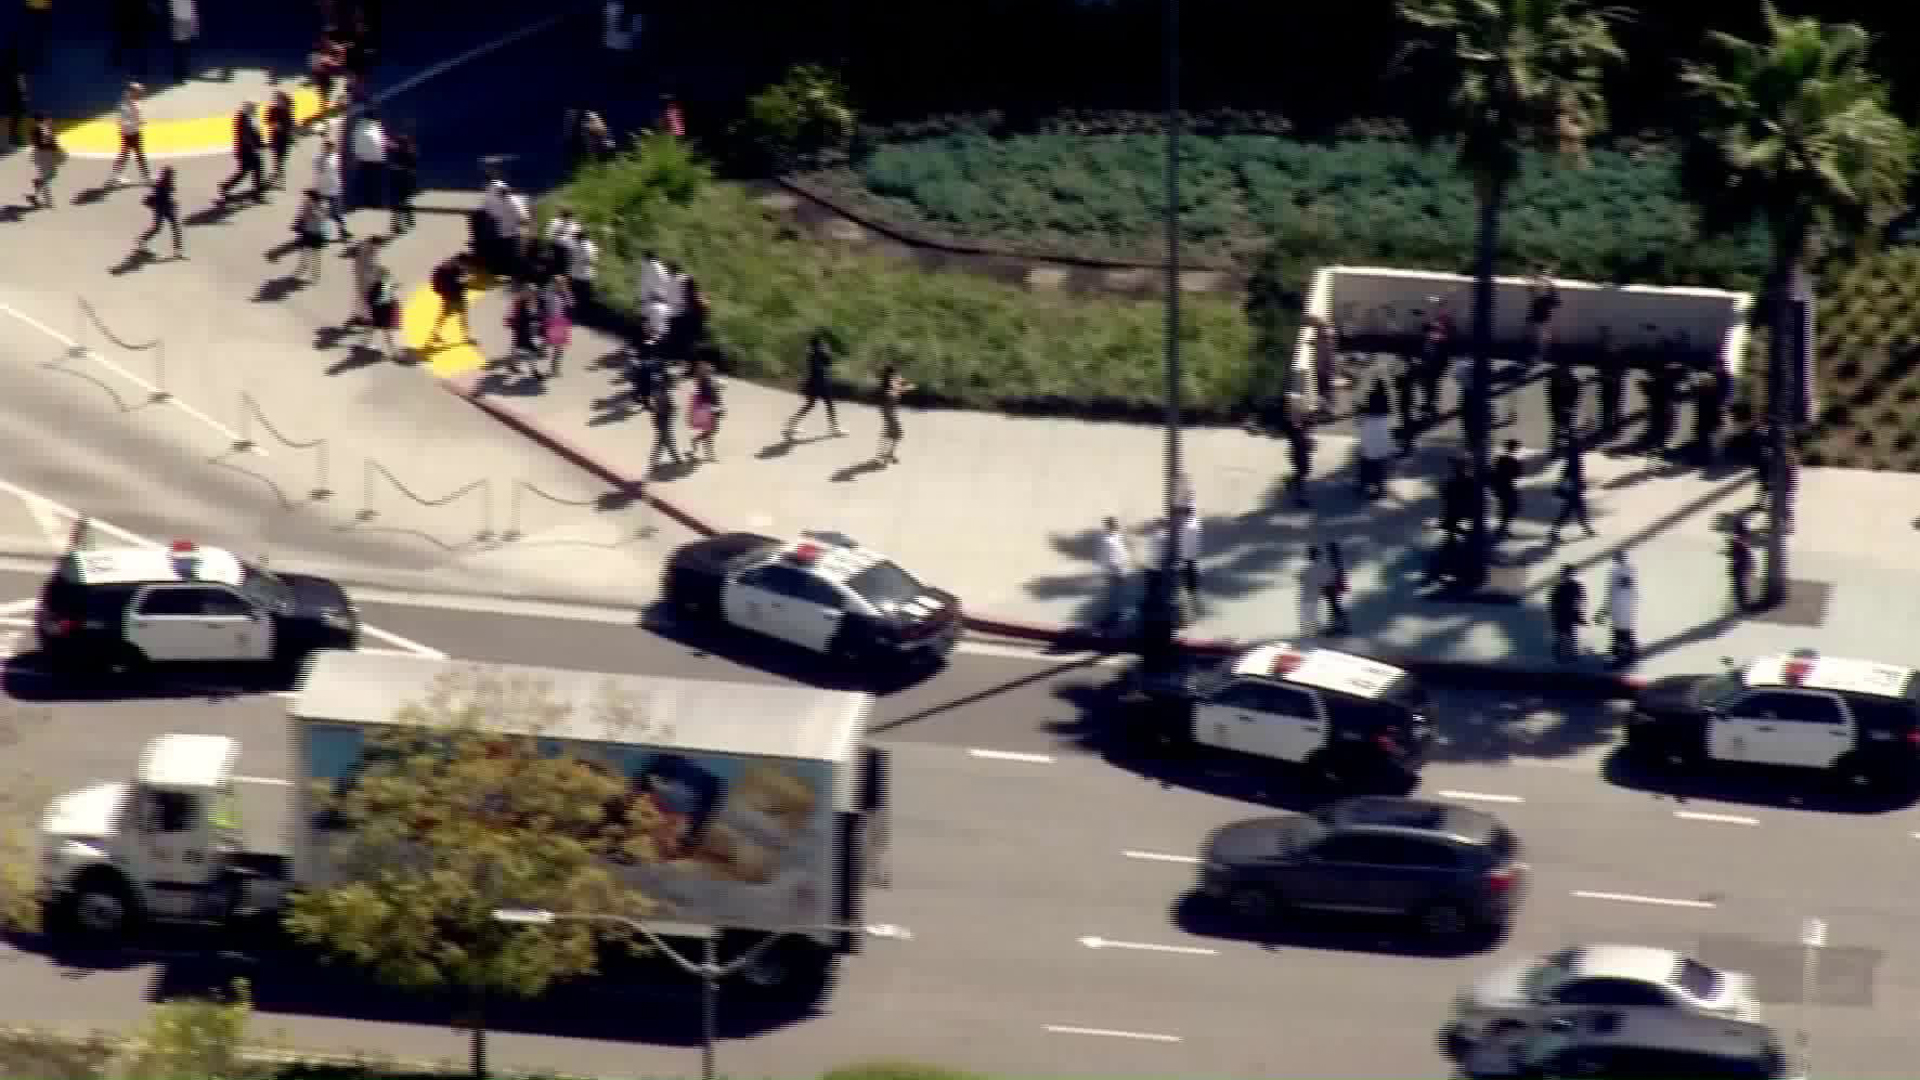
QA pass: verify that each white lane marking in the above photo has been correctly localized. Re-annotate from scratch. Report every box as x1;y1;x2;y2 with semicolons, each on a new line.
1573;890;1717;910
952;639;1133;665
864;923;914;940
1044;1025;1181;1044
356;628;448;660
0;302;259;452
967;748;1054;764
1436;789;1526;804
0;629;18;660
1674;810;1759;826
1123;850;1201;865
22;495;71;552
0;617;31;630
0;600;37;617
1079;935;1215;956
235;775;293;787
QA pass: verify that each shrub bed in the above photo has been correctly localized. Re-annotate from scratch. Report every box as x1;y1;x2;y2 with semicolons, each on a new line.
802;117;1772;289
554;135;1269;422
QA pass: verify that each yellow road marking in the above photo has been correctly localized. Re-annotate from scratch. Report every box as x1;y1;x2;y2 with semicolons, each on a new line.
401;277;493;377
57;85;326;157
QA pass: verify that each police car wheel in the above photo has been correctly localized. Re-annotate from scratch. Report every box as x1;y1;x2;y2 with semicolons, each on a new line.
106;644;148;677
1226;884;1276;922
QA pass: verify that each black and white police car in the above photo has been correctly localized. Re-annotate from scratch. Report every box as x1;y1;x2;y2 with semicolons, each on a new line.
1626;649;1920;788
1120;641;1435;787
35;540;360;674
663;531;962;665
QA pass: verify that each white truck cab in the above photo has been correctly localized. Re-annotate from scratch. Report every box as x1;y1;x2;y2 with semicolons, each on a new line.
39;733;290;939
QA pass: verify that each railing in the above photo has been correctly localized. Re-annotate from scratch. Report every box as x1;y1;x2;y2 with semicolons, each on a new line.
71;296;170;403
358;462;494;543
234;392;333;501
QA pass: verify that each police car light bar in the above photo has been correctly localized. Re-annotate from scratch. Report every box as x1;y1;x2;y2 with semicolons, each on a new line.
790;542;823;565
171;540;197;553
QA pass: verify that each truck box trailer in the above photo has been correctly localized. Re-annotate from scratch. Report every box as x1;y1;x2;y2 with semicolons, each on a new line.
37;650;890;997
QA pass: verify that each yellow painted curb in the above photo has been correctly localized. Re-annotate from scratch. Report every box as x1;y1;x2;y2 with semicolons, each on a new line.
57;85;326;157
401;277;492;377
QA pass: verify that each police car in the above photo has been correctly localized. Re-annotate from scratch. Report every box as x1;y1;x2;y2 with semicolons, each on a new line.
1626;650;1920;788
35;541;361;674
1121;641;1435;787
663;531;962;665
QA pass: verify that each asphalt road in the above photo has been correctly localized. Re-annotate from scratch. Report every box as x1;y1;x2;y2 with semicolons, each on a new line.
0;568;1916;1078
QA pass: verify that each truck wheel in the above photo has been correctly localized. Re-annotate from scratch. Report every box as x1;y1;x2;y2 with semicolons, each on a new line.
66;874;133;940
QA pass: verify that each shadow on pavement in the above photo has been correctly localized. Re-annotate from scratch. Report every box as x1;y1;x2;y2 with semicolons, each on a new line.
1;653;289;703
1600;747;1920;815
636;605;941;697
1169;892;1503;959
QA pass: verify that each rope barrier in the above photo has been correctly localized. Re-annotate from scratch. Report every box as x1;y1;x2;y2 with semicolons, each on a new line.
71;296;170;402
235;393;333;500
357;463;494;541
502;481;610;541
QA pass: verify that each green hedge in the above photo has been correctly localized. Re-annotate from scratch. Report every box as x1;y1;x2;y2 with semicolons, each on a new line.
554;135;1266;421
813;120;1772;289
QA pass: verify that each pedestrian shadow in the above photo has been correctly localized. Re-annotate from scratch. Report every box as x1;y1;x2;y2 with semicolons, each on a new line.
70;187;107;206
755;433;840;459
0;203;26;224
648;458;698;482
262;238;302;264
588;393;641;426
311;325;354;351
252;276;306;302
830;459;887;483
324;345;388;377
474;366;546;397
107;249;155;276
182;201;239;227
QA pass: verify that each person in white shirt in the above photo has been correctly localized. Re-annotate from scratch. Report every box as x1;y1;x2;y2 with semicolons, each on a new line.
1173;506;1202;601
640;250;669;307
108;82;150;187
311;138;353;239
168;0;200;84
350;112;387;211
545;208;581;279
662;259;690;315
481;180;531;277
1355;380;1395;499
568;227;600;317
1095;516;1132;634
1601;550;1638;667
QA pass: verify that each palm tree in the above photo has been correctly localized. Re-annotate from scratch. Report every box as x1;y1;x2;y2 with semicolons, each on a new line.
1397;0;1628;588
1680;4;1915;607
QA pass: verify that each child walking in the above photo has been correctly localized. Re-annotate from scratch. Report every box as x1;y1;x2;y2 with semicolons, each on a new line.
874;364;914;467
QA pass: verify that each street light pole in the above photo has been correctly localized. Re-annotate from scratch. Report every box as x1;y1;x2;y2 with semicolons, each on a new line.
699;934;719;1080
1138;0;1184;660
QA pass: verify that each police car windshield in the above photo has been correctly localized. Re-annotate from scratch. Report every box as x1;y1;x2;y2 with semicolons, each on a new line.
845;560;924;606
1695;672;1746;707
239;565;294;610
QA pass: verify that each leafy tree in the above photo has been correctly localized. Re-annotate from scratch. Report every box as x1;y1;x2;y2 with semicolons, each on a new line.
1397;0;1629;585
110;978;261;1080
285;667;662;1079
1681;4;1915;604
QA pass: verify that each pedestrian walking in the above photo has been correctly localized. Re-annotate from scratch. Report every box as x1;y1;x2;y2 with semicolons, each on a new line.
1548;443;1596;544
1599;551;1639;667
649;380;682;473
1172;471;1196;517
785;332;843;438
27;112;63;208
1355;380;1395;499
2;46;26;149
1393;356;1418;456
1642;362;1677;455
264;90;295;188
216;102;267;204
1438;456;1476;538
1725;521;1754;613
687;357;725;462
363;265;399;359
667;278;709;359
1095;516;1132;635
504;284;543;375
1169;505;1202;601
347;237;381;325
1595;328;1624;440
629;348;665;411
1548;565;1587;663
107;82;151;187
387;128;418;233
426;253;470;346
350;110;386;211
567;225;600;322
312;137;352;238
1317;543;1353;635
480;180;530;278
290;190;328;282
1283;415;1314;508
134;165;183;258
1547;361;1577;445
541;276;573;379
873;364;913;467
167;0;199;83
1489;439;1524;539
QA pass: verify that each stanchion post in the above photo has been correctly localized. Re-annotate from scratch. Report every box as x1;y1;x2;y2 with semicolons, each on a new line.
233;392;257;453
503;482;525;542
150;340;171;403
70;297;88;360
312;441;333;501
356;460;378;522
473;480;495;542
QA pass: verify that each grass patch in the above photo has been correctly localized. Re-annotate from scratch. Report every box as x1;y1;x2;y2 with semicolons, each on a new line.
555;135;1264;421
804;118;1771;287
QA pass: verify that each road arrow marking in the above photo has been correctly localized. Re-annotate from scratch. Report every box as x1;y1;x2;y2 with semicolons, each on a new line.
1078;934;1215;956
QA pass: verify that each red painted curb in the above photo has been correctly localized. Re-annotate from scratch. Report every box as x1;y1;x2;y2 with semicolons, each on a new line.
441;377;1639;700
436;377;720;541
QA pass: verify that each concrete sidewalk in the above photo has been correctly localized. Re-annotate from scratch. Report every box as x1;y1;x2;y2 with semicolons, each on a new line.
428;286;1920;685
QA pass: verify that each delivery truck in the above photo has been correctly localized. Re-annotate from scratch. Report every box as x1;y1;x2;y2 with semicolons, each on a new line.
36;650;890;999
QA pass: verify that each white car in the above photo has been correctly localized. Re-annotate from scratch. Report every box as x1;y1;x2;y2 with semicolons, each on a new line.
1448;944;1763;1051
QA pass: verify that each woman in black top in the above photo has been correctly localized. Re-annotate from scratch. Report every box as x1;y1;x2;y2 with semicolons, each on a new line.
136;166;183;259
874;364;914;467
264;90;295;188
388;129;419;234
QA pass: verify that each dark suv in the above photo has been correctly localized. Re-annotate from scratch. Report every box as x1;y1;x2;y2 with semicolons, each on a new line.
1460;1007;1799;1079
1195;796;1526;938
